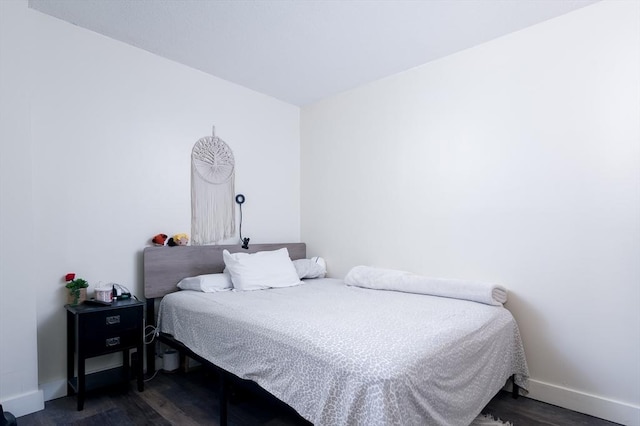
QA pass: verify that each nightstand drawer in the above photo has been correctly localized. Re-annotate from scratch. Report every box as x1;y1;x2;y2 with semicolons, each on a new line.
81;329;141;357
79;307;141;338
78;307;142;356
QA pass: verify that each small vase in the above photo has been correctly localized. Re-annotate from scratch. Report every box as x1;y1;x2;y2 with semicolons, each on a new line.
68;288;87;306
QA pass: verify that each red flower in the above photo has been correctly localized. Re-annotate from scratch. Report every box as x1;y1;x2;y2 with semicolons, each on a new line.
65;273;76;281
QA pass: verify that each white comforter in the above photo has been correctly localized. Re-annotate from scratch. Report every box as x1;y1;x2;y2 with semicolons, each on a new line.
159;278;529;426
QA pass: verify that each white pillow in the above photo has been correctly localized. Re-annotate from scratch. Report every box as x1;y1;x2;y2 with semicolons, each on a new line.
177;272;232;292
293;257;327;279
223;248;301;291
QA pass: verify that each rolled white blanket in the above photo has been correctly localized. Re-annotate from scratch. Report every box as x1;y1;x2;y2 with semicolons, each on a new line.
344;265;507;306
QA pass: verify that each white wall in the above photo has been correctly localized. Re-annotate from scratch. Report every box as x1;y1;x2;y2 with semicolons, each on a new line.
21;2;299;403
301;1;639;425
0;0;45;417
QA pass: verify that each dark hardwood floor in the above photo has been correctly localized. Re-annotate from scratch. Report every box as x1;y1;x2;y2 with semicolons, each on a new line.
18;369;620;426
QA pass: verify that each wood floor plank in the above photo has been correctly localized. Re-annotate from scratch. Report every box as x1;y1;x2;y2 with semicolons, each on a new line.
110;389;171;426
138;386;204;426
18;370;621;425
483;391;619;426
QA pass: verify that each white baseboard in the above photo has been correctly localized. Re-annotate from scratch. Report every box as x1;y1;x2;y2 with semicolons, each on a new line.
527;379;640;426
40;378;67;401
0;389;44;417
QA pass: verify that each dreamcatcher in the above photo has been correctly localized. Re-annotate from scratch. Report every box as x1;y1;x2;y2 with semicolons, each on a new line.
191;126;235;245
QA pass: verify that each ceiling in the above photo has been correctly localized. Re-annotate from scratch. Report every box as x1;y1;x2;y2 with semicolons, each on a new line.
28;0;598;106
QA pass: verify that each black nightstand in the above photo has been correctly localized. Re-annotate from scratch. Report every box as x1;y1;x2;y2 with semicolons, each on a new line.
66;299;144;410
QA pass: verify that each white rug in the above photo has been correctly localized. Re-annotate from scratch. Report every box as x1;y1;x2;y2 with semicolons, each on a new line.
471;413;513;426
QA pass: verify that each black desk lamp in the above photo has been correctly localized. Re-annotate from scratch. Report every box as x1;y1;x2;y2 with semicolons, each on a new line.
235;194;250;249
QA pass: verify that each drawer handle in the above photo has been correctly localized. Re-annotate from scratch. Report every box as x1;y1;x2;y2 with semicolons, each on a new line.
106;315;120;325
105;337;121;347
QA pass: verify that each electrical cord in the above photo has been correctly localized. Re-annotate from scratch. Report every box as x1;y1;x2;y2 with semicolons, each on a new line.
142;316;163;382
143;332;162;382
145;325;157;345
144;368;161;382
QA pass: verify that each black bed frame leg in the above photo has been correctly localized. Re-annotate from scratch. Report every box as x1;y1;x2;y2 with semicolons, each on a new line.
511;375;520;399
219;371;228;426
146;299;156;377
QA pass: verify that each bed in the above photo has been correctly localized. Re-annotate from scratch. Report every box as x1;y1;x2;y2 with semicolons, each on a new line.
143;243;529;426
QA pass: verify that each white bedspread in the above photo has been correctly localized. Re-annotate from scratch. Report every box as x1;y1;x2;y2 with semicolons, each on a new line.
159;278;529;426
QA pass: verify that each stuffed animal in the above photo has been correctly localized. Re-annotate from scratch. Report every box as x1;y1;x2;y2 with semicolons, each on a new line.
151;234;168;246
168;233;189;247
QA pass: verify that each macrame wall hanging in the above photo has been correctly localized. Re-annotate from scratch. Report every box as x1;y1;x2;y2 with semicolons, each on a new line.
191;126;235;245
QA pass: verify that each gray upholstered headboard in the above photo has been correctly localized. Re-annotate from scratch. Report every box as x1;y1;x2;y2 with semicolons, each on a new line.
143;243;306;299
